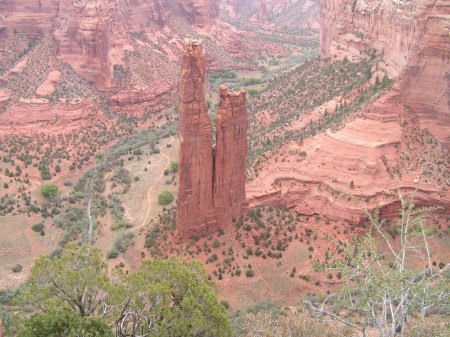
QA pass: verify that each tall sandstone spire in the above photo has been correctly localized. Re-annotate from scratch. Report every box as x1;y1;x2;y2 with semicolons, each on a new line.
176;39;248;240
177;39;217;239
214;86;248;229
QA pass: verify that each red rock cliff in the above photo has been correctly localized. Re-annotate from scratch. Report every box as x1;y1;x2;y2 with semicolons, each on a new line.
176;39;217;239
55;0;113;89
320;0;450;146
214;86;248;229
176;40;248;240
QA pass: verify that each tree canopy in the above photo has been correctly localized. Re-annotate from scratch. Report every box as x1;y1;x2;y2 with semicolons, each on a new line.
40;183;59;197
158;190;174;205
16;243;231;337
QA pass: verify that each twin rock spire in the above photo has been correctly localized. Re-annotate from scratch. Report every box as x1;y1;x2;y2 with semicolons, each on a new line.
176;39;248;240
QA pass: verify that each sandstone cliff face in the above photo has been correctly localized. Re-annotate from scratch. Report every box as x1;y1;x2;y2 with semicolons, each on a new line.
245;0;449;225
214;86;248;229
0;0;250;131
320;0;449;146
55;0;113;89
0;0;59;37
176;40;248;240
221;0;320;29
176;39;217;239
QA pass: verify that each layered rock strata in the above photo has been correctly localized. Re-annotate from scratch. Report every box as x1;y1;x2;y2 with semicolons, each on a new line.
245;0;449;224
176;39;248;240
320;0;450;147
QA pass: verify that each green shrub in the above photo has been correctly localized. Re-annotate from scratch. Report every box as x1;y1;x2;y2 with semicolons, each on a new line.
32;223;44;232
11;264;23;273
107;248;119;259
246;269;255;277
158;190;174;205
243;78;262;86
170;161;178;173
41;183;58;197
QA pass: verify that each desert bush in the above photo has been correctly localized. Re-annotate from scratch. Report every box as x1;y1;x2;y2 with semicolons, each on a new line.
114;231;134;253
170;161;178;173
158;190;174;205
40;183;58;197
31;222;44;232
11;264;23;273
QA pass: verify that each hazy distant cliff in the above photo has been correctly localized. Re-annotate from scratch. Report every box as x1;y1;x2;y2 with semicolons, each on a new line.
320;0;450;146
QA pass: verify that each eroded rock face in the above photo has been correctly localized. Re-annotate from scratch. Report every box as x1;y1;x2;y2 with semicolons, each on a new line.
258;0;268;25
221;0;320;29
177;39;216;239
176;40;248;240
214;86;248;229
245;0;449;225
55;0;113;89
320;0;450;147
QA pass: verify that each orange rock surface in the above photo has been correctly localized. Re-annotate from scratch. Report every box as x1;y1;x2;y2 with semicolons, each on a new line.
246;0;449;223
214;86;248;229
0;0;253;132
176;39;217;239
320;0;449;147
176;40;248;240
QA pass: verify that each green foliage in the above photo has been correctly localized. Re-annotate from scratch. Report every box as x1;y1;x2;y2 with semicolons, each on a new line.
209;71;237;83
18;309;113;337
11;264;23;273
41;183;58;197
113;257;231;336
31;222;44;232
170;161;179;173
248;89;259;97
246;269;255;277
17;244;230;336
113;231;134;254
243;78;262;86
17;243;111;317
107;248;118;259
158;190;174;205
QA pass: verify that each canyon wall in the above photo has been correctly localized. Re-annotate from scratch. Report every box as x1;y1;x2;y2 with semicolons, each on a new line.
221;0;320;29
320;0;450;146
176;40;248;240
247;0;449;225
0;0;251;132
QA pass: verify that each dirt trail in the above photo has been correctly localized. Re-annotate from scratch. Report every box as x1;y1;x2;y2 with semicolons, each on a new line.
133;136;174;231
